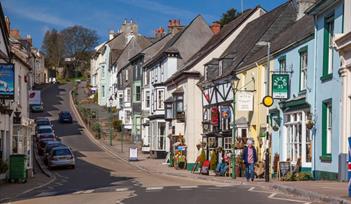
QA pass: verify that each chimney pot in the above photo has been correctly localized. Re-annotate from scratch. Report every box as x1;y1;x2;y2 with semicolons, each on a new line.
210;22;221;34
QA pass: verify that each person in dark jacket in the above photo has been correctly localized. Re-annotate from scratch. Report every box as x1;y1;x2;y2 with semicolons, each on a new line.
242;139;257;182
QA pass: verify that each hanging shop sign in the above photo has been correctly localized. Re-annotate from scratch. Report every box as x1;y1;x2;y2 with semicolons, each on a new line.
0;64;15;99
237;92;253;111
221;106;231;119
272;74;289;99
211;107;219;126
262;95;273;107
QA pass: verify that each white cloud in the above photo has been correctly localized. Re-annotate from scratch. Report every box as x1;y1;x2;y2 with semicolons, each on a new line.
3;1;74;27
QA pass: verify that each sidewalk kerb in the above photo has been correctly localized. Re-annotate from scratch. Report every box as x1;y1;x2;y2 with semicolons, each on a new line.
33;142;53;178
69;89;149;174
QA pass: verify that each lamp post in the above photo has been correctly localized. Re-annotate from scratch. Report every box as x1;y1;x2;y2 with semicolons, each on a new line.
109;97;113;146
257;41;271;182
231;74;240;179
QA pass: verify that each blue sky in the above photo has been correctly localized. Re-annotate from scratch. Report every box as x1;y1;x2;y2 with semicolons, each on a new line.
2;0;286;48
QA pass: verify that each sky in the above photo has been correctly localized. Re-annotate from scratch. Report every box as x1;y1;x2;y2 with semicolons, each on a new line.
2;0;286;48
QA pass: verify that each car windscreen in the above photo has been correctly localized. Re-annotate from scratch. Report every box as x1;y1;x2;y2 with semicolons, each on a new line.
37;121;50;126
38;128;52;134
53;148;71;156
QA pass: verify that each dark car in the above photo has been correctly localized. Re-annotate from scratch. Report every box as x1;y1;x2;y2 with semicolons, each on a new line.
59;111;73;123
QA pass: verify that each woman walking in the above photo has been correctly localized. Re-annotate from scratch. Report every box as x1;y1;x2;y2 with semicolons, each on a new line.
242;139;257;182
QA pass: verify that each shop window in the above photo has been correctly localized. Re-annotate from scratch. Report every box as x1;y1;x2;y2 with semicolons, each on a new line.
125;110;132;124
208;137;217;150
224;137;232;151
284;111;311;165
220;106;231;131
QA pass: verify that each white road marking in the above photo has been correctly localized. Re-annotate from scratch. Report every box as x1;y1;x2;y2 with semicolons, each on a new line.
36;192;57;197
115;188;129;192
146;186;164;191
180;185;198;189
248;186;271;194
72;191;84;195
83;189;94;194
268;193;311;204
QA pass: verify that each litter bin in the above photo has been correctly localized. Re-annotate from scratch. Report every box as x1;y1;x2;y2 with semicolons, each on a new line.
9;154;27;183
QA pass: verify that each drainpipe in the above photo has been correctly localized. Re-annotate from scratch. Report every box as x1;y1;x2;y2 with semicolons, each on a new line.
312;15;318;179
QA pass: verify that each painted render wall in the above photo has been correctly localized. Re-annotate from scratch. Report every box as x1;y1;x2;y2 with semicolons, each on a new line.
270;38;315;169
314;2;344;176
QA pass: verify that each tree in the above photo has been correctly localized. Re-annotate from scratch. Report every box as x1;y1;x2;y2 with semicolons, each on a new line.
41;29;64;69
61;25;99;77
217;8;241;26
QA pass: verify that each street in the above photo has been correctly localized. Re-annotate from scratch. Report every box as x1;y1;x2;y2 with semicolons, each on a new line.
2;83;316;204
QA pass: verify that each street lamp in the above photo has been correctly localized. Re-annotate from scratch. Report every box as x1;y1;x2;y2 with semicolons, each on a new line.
109;96;113;146
256;41;271;182
231;74;240;179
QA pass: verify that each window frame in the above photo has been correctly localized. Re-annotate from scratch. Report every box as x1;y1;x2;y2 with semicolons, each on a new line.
321;99;332;161
299;46;308;92
322;15;334;81
278;55;286;72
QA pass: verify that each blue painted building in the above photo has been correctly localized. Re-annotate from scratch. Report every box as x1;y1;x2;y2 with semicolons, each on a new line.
307;0;345;180
269;14;315;173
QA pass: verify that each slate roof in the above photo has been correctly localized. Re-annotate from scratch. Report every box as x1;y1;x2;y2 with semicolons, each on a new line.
214;1;298;79
240;14;314;68
164;7;261;84
143;15;213;69
116;35;152;72
129;33;173;64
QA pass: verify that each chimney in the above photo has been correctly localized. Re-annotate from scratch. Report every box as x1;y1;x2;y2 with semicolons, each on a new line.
5;16;10;35
295;0;317;20
210;22;221;34
109;30;115;40
26;34;32;46
154;27;165;39
10;29;20;40
168;19;183;34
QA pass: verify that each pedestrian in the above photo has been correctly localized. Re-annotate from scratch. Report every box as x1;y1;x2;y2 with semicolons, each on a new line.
242;139;257;182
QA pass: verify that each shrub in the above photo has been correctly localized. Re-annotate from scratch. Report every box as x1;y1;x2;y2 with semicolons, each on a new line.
282;172;296;181
112;120;122;132
92;123;101;139
295;172;312;181
210;150;217;170
0;160;8;174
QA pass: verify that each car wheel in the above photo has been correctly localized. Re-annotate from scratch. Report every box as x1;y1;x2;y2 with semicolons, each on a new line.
71;165;75;169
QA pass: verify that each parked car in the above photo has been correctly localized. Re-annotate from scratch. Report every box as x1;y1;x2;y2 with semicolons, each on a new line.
59;111;73;123
35;118;53;132
47;146;75;169
43;141;66;164
36;125;55;141
30;103;44;113
38;139;55;156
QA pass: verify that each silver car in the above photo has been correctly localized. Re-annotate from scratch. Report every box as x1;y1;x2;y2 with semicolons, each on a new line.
47;146;75;169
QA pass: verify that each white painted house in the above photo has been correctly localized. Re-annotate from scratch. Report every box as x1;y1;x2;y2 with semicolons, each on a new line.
143;16;213;158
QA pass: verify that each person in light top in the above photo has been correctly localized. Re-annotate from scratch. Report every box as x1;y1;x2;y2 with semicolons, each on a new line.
242;139;257;182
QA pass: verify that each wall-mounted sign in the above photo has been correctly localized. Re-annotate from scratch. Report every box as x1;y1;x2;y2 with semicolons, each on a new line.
237;92;253;111
272;74;289;99
221;106;231;119
211;107;219;126
0;64;15;99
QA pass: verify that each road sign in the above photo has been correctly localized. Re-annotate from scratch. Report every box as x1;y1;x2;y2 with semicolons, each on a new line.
272;74;289;99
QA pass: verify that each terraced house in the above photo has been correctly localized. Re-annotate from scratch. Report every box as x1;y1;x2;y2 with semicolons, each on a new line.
143;17;213;158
